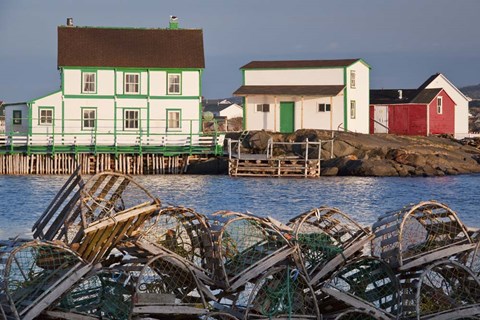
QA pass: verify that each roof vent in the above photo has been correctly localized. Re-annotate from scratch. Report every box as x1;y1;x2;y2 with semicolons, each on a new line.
169;16;179;30
398;89;403;100
66;18;74;27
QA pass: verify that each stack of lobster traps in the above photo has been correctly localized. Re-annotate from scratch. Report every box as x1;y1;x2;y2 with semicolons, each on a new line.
0;168;479;320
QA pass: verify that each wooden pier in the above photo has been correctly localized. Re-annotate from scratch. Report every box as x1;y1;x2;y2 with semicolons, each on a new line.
0;153;191;175
227;137;334;177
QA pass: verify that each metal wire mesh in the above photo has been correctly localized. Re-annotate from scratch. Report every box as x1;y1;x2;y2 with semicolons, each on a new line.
54;269;134;320
288;207;372;284
3;241;82;315
400;260;480;319
323;257;401;318
372;201;473;269
135;254;207;311
245;265;320;320
329;309;381;320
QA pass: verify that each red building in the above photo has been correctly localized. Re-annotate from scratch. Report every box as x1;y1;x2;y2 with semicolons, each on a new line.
370;85;455;136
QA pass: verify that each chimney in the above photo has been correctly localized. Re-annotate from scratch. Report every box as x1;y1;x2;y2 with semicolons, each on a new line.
66;18;74;27
398;89;403;100
169;16;179;29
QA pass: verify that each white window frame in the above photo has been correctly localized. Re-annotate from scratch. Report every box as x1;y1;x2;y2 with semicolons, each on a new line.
167;110;181;130
82;108;96;130
318;103;331;112
82;72;96;93
124;73;140;94
256;104;270;112
39;108;53;125
350;100;356;119
350;70;356;88
167;73;181;95
437;96;443;114
124;109;139;130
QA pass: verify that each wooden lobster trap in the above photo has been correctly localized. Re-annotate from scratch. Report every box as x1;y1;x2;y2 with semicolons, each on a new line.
1;241;92;320
372;201;475;270
320;257;401;320
244;265;321;320
135;206;215;287
398;259;480;320
132;253;210;318
210;211;296;292
288;207;372;286
46;268;135;320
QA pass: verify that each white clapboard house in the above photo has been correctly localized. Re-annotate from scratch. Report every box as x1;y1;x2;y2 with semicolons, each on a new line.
233;59;371;133
4;18;214;152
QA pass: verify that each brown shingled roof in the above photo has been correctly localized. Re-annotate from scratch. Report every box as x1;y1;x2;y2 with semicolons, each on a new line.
233;85;345;96
240;59;362;69
58;26;205;68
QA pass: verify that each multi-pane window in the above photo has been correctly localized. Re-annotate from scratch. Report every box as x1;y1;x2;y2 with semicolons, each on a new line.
167;110;181;129
124;110;139;129
13;110;22;125
350;100;356;119
168;74;181;94
350;70;356;88
256;104;270;112
82;109;96;130
318;103;331;112
39;108;53;125
82;72;96;93
125;73;140;93
437;96;443;114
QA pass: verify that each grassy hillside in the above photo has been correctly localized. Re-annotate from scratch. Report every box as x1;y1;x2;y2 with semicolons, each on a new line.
461;84;480;100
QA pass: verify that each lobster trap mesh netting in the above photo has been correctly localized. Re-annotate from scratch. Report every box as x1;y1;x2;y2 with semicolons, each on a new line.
245;265;320;320
3;241;83;315
322;257;401;319
139;206;212;271
328;309;382;320
288;207;372;284
53;269;134;320
372;201;473;269
400;260;480;320
134;254;208;312
212;211;293;290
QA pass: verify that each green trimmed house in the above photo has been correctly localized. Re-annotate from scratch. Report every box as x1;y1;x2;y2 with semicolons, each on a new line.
233;59;371;133
3;17;220;156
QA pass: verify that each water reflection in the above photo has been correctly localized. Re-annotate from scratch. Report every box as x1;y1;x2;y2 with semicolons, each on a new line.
0;174;478;238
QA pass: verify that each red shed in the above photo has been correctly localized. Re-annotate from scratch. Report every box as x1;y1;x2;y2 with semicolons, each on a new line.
370;88;455;136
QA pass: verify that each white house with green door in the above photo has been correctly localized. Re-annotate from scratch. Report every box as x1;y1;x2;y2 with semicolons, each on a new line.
233;59;370;133
5;17;206;148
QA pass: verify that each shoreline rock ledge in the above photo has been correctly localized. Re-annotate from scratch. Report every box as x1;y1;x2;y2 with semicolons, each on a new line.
225;130;480;177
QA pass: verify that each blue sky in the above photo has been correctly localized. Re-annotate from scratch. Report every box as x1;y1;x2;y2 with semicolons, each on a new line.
1;0;479;102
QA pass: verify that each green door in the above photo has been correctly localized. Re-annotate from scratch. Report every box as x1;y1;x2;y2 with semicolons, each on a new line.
280;102;295;133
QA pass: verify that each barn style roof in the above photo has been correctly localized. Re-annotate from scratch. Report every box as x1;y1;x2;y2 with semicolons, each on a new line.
240;59;368;69
233;85;345;96
58;26;205;69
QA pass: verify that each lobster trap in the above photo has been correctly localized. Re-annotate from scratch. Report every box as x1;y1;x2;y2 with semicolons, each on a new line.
372;201;474;270
210;211;296;292
244;265;321;320
288;207;372;286
320;257;401;320
399;259;480;320
326;309;384;320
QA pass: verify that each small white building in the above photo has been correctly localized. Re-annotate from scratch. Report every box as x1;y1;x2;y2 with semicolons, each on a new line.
233;59;371;133
419;73;471;139
203;100;243;119
5;17;206;147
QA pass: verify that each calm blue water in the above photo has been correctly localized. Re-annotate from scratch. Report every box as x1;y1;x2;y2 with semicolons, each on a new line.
0;174;479;238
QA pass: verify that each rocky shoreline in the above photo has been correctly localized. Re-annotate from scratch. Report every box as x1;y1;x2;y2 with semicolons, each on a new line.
207;130;480;177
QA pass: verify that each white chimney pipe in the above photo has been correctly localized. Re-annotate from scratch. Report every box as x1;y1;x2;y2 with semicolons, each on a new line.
398;90;403;100
66;18;73;27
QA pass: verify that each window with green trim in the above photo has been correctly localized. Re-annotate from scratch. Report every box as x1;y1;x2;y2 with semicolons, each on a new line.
82;109;96;130
124;109;139;129
39;108;53;125
350;100;356;119
125;73;140;94
13;110;22;125
82;72;96;93
167;110;181;129
167;73;181;94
